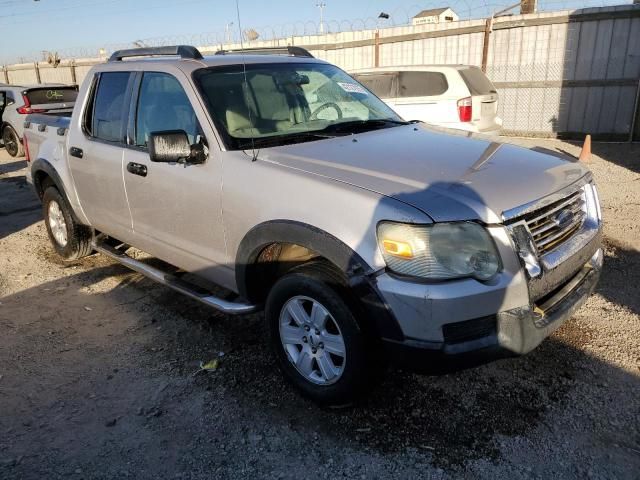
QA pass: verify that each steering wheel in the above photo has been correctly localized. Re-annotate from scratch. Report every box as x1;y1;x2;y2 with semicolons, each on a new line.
310;102;343;121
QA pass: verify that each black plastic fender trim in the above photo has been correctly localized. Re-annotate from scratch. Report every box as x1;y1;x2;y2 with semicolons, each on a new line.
30;158;84;225
235;220;405;341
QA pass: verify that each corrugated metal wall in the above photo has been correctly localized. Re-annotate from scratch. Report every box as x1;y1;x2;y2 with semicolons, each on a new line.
3;5;639;139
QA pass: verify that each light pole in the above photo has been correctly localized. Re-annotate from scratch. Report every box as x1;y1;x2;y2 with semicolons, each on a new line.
225;22;234;43
316;2;326;34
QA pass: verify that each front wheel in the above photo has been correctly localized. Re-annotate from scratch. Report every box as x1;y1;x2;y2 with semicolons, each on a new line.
42;186;93;261
265;263;376;405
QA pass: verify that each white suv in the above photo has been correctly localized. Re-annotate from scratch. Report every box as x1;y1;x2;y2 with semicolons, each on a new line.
351;66;502;134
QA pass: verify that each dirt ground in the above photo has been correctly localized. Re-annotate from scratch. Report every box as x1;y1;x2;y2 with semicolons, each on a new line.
0;139;638;480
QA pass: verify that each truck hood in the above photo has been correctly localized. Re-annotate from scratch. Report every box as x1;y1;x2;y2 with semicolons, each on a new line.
257;124;589;223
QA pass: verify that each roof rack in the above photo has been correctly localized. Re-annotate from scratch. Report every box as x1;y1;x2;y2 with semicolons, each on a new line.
214;46;314;58
109;45;203;62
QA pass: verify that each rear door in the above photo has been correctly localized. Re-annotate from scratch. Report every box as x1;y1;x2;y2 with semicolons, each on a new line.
122;71;227;273
24;86;77;114
458;67;500;130
66;71;134;240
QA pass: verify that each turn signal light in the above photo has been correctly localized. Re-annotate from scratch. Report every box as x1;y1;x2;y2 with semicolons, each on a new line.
382;239;414;259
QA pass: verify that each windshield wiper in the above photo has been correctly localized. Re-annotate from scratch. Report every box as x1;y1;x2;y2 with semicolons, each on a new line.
237;131;335;150
234;119;408;149
317;118;409;135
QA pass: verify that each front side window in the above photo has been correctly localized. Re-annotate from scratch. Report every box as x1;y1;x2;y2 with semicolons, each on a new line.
91;72;131;142
193;62;404;150
135;72;199;148
398;72;448;97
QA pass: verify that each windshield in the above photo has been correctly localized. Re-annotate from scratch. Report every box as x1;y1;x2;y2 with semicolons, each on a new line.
193;62;405;149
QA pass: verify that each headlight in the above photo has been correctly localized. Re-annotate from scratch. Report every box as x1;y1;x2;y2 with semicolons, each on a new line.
377;222;501;281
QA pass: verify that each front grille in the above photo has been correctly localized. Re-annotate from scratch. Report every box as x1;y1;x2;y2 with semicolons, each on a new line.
521;188;587;255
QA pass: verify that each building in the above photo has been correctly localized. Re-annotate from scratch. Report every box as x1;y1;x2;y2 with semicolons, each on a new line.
411;7;459;26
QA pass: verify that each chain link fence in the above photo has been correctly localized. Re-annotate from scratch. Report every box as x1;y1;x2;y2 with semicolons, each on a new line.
1;2;639;140
0;0;634;64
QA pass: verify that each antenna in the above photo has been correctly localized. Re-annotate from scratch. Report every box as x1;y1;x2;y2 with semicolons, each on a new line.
235;0;258;161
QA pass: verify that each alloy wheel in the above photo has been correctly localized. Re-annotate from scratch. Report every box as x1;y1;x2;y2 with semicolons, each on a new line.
279;295;346;385
48;200;68;247
2;129;18;157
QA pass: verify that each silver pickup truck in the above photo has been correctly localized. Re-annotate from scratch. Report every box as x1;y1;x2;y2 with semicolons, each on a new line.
23;45;603;405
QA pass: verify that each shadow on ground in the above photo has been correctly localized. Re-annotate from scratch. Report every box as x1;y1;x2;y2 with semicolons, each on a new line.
1;249;638;478
598;239;640;317
0;159;27;175
590;142;640;175
0;175;41;240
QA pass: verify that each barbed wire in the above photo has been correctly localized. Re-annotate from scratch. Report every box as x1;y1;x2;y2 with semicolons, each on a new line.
1;0;634;65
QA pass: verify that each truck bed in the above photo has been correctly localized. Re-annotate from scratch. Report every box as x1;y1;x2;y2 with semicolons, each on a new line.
23;113;71;165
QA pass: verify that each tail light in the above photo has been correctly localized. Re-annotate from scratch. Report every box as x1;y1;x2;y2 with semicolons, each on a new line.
457;97;472;123
23;136;31;163
16;94;46;115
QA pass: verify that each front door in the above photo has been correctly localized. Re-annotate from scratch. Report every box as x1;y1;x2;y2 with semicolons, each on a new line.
66;71;134;240
122;71;227;276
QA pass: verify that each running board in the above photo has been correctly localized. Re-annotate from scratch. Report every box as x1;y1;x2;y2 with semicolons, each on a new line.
92;240;259;315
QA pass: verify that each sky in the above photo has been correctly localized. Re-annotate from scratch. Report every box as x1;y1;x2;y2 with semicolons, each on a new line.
0;0;633;64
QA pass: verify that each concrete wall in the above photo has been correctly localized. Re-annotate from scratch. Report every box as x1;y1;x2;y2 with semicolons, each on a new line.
3;5;639;140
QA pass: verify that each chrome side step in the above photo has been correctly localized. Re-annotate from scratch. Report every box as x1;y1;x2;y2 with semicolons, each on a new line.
92;240;259;315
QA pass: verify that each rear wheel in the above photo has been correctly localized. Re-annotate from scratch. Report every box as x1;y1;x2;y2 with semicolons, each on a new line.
2;126;24;158
42;186;93;261
265;262;375;405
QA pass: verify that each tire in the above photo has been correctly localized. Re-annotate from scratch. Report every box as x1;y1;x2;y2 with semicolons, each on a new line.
42;186;93;261
265;262;376;406
2;126;24;158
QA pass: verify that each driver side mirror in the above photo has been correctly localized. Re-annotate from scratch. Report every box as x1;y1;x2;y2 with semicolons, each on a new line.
148;130;206;165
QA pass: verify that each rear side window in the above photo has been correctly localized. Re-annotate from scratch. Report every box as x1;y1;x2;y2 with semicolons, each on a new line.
89;72;131;143
355;74;395;99
459;68;496;95
26;87;77;105
398;72;448;97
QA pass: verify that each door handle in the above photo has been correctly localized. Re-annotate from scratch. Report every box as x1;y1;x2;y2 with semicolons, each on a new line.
126;162;148;177
69;146;83;158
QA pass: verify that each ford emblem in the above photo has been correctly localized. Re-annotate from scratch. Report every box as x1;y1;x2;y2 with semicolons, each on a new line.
554;209;574;227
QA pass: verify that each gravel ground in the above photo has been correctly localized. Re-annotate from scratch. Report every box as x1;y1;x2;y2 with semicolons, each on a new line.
0;139;638;479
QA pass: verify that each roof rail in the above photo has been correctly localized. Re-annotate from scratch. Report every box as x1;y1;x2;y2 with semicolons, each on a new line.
214;46;314;58
109;45;203;62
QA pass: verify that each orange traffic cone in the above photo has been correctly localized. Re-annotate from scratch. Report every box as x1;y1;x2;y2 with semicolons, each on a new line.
578;134;592;162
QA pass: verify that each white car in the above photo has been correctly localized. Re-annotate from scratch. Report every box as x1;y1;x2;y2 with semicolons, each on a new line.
351;66;502;134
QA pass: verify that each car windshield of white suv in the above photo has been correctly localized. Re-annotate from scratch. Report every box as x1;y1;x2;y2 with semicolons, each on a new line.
193;62;407;149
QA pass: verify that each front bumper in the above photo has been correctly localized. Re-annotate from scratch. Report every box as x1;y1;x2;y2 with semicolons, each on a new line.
378;247;603;372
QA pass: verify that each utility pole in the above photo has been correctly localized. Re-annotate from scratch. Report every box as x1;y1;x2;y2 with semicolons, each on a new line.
316;2;326;34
